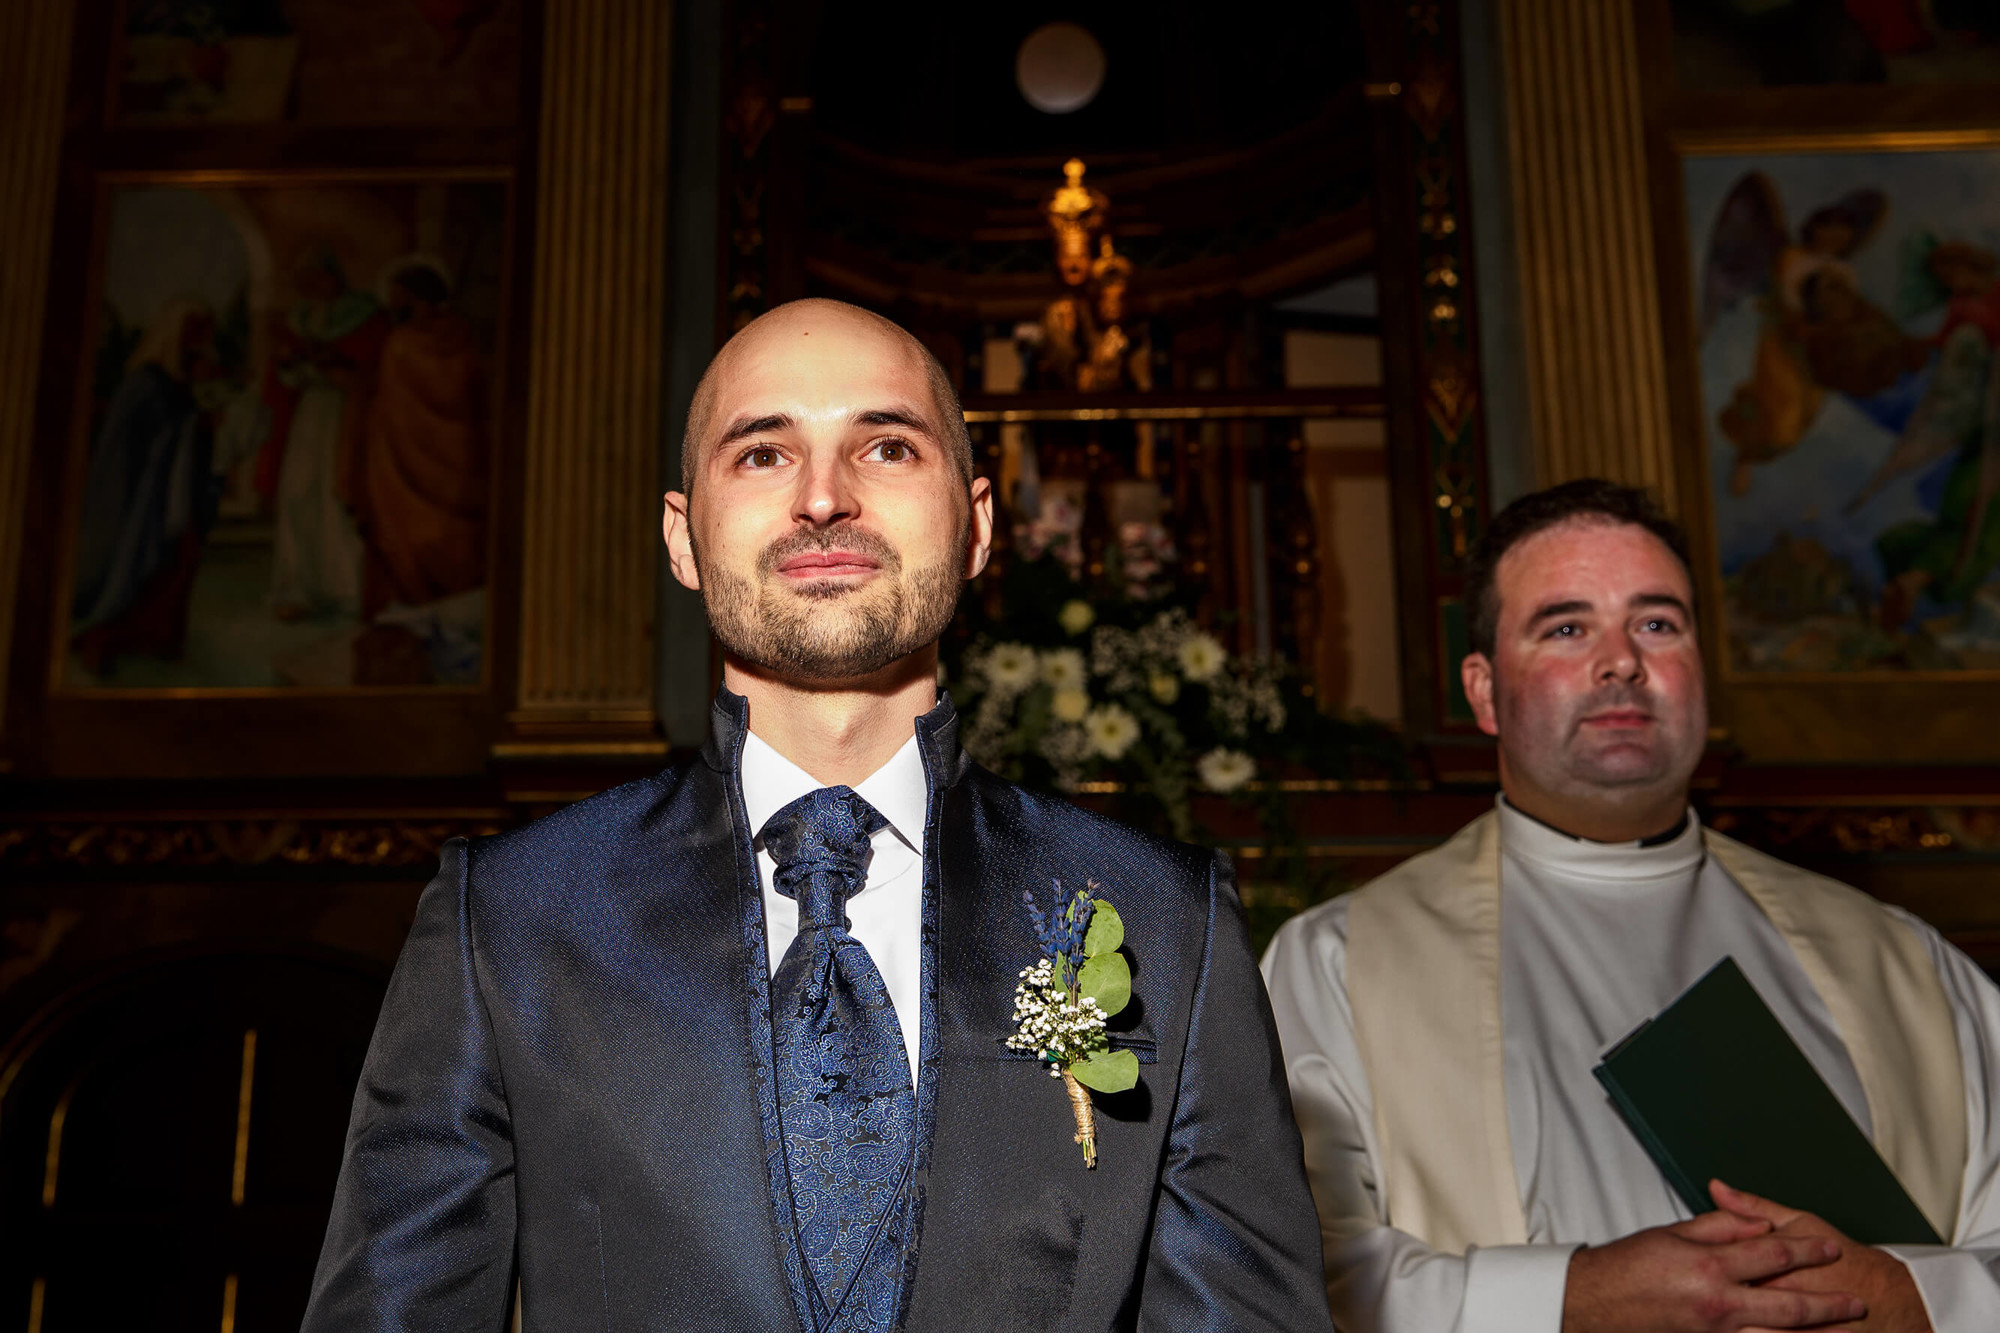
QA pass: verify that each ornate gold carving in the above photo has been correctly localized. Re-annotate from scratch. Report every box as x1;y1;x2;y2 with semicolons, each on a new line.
1497;0;1677;506
515;0;669;730
1707;807;1963;855
0;4;75;751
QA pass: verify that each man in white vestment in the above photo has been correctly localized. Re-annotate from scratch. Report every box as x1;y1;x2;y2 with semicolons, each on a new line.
1263;479;2000;1333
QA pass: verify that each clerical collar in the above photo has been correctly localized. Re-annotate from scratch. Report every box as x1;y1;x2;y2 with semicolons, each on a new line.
738;729;929;856
1495;794;1704;882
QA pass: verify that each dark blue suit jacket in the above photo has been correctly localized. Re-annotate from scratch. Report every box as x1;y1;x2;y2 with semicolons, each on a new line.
302;693;1333;1331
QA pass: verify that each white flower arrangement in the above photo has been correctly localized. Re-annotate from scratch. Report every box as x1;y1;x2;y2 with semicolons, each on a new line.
1083;703;1140;760
1051;687;1091;723
982;642;1039;694
1006;959;1111;1072
1058;599;1096;635
1176;631;1227;683
1197;747;1257;793
1040;647;1087;692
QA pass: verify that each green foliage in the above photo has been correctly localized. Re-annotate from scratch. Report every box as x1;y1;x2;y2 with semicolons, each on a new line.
1082;898;1123;956
1068;1047;1139;1094
1077;952;1131;1017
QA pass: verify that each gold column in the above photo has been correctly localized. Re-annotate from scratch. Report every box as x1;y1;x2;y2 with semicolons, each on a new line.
506;0;671;753
0;5;75;760
1497;0;1678;510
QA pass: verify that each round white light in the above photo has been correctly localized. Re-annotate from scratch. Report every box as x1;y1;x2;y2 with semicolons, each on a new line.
1016;21;1106;115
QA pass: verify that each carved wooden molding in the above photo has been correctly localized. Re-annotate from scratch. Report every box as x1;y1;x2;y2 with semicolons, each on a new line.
0;5;75;755
515;0;670;728
1707;807;1984;857
1497;0;1678;508
0;818;509;870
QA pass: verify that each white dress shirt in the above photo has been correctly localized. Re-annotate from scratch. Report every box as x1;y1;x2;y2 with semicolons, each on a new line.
738;729;929;1084
1262;797;2000;1333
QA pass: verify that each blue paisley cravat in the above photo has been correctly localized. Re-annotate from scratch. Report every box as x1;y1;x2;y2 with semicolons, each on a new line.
762;787;917;1333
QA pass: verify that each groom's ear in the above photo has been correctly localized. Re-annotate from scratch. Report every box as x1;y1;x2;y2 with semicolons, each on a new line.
965;476;994;580
663;491;701;591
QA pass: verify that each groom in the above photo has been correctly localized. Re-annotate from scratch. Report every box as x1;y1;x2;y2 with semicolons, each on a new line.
302;298;1333;1331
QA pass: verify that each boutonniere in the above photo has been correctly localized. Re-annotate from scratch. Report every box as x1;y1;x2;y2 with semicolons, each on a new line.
1007;879;1137;1168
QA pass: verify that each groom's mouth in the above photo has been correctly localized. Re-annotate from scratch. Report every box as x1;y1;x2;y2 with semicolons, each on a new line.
776;550;882;580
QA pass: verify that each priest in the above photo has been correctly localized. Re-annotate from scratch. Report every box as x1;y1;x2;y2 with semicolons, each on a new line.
1263;480;2000;1333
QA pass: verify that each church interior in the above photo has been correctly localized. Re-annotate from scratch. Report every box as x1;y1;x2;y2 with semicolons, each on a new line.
5;0;2000;1325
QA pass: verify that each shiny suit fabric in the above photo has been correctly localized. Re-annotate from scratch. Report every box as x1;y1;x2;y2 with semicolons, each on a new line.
302;692;1334;1332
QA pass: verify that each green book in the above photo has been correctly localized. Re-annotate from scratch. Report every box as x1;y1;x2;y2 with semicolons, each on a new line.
1592;956;1943;1246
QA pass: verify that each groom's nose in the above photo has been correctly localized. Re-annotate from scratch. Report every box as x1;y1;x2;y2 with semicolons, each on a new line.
793;446;861;529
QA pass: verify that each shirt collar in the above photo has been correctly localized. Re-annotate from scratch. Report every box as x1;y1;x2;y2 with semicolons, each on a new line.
1495;793;1705;882
739;729;930;853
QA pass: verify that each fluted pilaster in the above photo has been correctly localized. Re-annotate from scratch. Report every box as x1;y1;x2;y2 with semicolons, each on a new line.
1498;0;1678;509
511;0;672;745
0;5;75;758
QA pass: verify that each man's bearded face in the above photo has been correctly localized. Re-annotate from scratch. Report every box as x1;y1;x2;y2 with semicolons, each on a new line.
673;306;976;684
694;510;967;682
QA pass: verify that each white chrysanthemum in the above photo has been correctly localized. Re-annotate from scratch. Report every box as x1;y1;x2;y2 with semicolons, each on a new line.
1084;703;1141;760
1148;671;1180;705
1197;747;1257;793
1059;600;1096;636
985;642;1038;693
1051;687;1091;723
1041;647;1087;692
1177;631;1226;683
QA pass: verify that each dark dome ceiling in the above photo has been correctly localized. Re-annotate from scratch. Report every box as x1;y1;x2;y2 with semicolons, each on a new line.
810;2;1367;165
798;3;1375;319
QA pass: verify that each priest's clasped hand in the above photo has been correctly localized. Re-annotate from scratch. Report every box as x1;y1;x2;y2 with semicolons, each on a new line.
1560;1192;1867;1333
1711;1181;1935;1333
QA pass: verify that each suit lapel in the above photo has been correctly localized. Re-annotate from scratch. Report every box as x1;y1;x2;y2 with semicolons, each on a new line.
905;775;1100;1329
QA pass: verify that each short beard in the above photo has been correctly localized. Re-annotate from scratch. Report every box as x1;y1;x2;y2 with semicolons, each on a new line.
695;515;967;682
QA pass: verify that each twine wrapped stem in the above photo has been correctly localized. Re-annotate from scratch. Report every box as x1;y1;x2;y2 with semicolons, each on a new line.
1062;1068;1098;1167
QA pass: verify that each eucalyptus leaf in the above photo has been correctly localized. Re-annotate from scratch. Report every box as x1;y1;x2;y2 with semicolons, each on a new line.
1083;900;1123;956
1069;1048;1139;1093
1078;951;1131;1016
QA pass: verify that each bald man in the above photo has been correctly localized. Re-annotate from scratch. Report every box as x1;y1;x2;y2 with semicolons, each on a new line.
303;300;1334;1332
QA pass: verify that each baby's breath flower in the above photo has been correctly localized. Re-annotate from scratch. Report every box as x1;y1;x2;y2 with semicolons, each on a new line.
1006;957;1112;1067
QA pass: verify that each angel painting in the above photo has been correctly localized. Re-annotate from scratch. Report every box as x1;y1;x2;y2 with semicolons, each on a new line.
1847;237;2000;626
1701;174;1923;495
1689;148;2000;673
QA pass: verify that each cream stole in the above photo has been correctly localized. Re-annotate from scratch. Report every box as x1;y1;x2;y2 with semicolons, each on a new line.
1344;811;1966;1254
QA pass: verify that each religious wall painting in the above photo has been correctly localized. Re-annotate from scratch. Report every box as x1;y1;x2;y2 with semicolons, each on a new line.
58;173;508;691
1669;0;2000;91
112;0;522;126
1684;139;2000;676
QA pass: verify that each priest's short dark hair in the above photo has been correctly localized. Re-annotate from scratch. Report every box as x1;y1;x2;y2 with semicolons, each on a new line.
1464;479;1696;659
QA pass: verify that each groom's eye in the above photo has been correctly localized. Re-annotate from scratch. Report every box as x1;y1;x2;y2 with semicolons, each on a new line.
745;446;783;468
869;438;914;463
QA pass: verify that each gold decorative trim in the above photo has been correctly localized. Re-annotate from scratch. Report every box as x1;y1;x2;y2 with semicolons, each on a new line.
1674;128;2000;157
515;0;669;723
1498;0;1678;507
0;3;75;750
489;740;671;758
231;1029;257;1206
962;403;1385;424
